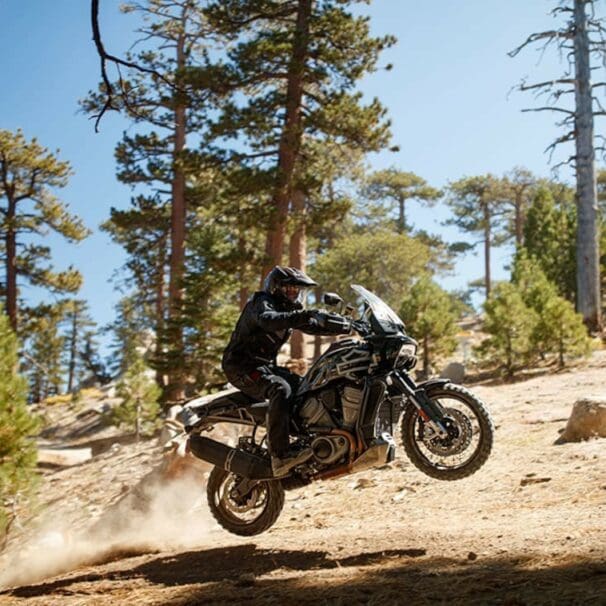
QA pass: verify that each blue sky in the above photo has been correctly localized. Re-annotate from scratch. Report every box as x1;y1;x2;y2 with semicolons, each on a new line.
0;1;600;351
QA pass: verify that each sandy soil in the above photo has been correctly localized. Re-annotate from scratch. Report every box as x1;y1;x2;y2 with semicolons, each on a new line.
1;354;605;605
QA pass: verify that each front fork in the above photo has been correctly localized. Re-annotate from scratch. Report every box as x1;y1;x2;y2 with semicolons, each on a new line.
388;371;449;439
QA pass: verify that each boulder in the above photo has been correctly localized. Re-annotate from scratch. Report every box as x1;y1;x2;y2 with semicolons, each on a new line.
37;447;93;467
440;362;465;384
555;397;606;444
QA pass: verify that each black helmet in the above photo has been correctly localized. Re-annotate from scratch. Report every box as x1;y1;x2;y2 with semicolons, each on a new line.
263;266;318;306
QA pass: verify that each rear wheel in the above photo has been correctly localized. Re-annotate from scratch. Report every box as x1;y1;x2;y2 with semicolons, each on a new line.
206;466;284;536
400;383;493;480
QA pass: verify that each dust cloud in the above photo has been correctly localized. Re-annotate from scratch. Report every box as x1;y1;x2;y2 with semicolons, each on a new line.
0;464;217;589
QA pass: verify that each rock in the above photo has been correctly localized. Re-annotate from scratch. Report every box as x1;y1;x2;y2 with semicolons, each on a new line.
555;397;606;444
37;447;92;467
520;477;551;487
440;362;465;384
467;551;478;561
349;478;375;490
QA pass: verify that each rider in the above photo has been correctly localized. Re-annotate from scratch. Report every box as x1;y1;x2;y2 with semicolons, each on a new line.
222;266;348;476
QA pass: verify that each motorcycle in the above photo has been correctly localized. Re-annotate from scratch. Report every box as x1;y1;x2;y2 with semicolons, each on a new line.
180;285;494;536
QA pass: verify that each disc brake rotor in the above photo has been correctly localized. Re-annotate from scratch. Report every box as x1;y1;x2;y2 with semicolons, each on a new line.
221;476;266;514
421;408;473;456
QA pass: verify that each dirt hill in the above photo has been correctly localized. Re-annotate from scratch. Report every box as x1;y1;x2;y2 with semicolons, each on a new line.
1;354;605;605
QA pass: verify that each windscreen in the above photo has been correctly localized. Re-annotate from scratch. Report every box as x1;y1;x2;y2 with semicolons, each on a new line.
351;284;405;331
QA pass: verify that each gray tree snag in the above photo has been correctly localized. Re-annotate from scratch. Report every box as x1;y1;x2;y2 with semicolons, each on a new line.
510;0;605;332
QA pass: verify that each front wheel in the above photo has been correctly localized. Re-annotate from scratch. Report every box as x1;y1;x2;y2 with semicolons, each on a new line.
400;383;493;480
207;466;284;536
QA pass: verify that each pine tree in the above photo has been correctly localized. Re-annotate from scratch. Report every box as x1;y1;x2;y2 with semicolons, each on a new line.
399;276;458;377
205;0;394;277
0;130;89;332
0;313;39;542
510;0;604;331
312;229;435;309
512;250;590;367
522;187;576;303
362;168;441;233
445;175;507;299
22;305;66;403
500;167;537;246
84;0;228;401
476;282;537;377
111;355;161;440
62;299;97;393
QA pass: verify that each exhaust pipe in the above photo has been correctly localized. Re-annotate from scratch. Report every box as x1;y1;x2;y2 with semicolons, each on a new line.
189;434;274;480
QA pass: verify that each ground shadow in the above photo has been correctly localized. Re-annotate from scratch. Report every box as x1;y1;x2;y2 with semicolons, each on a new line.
3;543;606;605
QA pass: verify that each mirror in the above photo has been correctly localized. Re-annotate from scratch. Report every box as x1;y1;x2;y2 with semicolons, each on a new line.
323;292;343;307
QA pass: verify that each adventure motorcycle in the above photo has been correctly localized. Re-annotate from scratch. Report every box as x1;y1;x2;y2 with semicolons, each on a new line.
180;285;494;536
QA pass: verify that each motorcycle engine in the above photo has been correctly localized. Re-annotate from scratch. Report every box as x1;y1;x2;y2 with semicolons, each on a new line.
298;388;340;428
311;435;349;465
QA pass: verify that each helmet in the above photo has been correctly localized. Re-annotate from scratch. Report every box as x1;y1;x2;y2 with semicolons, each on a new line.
263;266;318;307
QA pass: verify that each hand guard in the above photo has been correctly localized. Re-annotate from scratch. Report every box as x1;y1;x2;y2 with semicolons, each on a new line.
310;310;351;335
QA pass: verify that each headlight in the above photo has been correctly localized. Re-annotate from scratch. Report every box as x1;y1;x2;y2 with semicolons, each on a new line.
399;343;417;358
396;342;417;370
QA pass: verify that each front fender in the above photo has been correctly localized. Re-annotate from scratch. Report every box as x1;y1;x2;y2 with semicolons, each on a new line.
417;378;451;392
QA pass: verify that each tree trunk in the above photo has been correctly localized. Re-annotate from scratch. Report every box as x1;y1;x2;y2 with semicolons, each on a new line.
154;234;167;389
289;188;307;360
67;308;78;393
166;24;187;401
5;198;17;332
262;0;312;277
483;202;491;299
573;0;602;332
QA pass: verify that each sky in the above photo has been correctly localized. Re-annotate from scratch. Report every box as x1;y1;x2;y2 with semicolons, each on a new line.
0;0;601;353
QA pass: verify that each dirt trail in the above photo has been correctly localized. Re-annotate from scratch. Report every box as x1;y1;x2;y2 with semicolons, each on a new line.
1;354;605;605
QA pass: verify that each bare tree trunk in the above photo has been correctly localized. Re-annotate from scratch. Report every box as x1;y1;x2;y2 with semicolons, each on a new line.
574;0;602;332
166;23;187;401
5;198;17;332
262;0;312;277
289;188;307;360
483;203;491;299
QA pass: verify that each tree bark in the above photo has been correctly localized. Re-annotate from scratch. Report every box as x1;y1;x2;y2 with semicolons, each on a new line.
262;0;312;278
166;20;187;401
573;0;602;332
154;234;167;389
289;188;307;360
